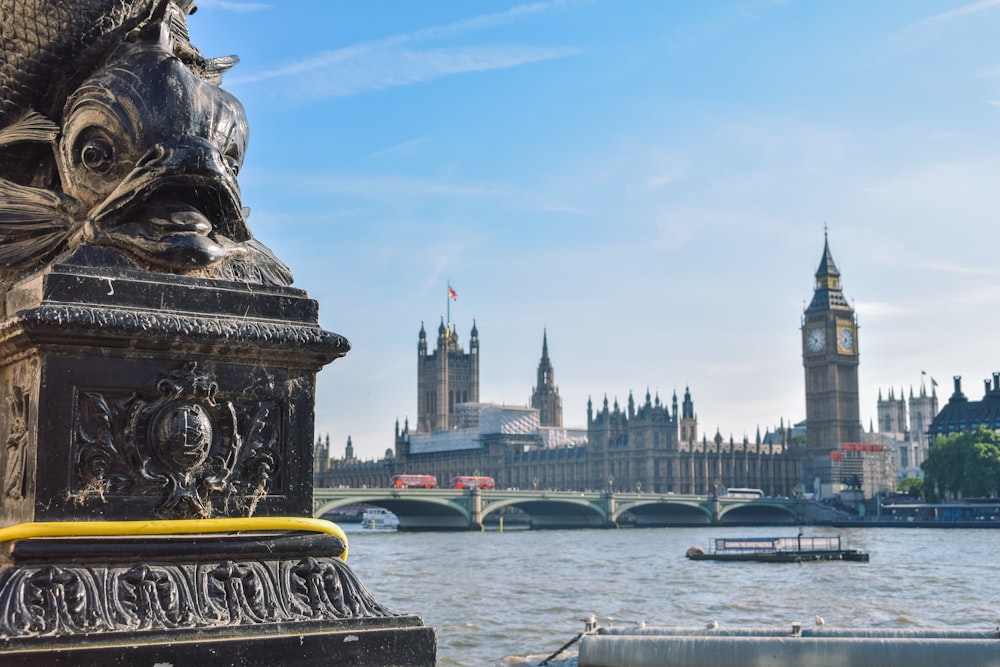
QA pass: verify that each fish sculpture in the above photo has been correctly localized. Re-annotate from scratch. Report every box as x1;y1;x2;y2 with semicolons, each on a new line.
0;0;291;285
0;0;159;128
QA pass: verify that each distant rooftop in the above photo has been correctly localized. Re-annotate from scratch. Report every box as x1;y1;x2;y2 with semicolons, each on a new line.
409;403;587;454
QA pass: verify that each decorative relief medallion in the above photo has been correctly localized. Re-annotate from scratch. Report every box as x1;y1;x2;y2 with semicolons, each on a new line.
0;555;394;638
73;362;282;518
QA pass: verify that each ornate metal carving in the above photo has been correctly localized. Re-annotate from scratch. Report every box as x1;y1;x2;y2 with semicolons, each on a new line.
6;566;101;635
116;564;192;630
206;560;274;625
3;386;29;501
0;555;396;639
0;0;290;285
73;362;283;518
0;304;349;354
289;557;358;618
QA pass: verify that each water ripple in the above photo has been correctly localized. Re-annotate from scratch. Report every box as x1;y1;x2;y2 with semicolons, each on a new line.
344;525;1000;665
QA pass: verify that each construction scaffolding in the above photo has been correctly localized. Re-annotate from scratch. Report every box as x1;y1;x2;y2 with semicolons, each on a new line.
829;442;895;497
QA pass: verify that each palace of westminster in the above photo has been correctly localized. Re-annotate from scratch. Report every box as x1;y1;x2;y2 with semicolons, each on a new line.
316;236;990;498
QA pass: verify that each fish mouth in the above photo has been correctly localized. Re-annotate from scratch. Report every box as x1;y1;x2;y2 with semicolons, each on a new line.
87;139;249;269
131;176;245;239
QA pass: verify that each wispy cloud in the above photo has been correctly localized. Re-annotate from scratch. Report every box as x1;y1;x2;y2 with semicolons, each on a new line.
634;171;682;193
899;0;1000;33
290;46;579;100
854;301;913;319
919;0;1000;24
196;0;271;12
538;203;592;214
889;0;1000;58
229;2;579;97
873;252;1000;278
367;138;427;159
250;171;512;201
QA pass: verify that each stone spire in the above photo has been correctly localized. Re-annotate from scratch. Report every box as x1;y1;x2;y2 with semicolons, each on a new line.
530;329;563;427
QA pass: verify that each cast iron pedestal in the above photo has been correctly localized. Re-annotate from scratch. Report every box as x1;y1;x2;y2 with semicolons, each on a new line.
0;258;436;665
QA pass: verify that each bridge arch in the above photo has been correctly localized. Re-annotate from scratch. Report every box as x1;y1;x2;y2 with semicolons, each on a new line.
614;499;713;526
315;491;473;531
311;489;804;530
718;501;797;525
481;495;608;529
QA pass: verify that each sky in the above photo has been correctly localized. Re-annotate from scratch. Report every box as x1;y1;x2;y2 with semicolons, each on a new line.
186;0;1000;461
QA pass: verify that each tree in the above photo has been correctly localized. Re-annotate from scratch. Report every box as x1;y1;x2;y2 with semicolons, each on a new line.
921;426;1000;500
895;477;923;499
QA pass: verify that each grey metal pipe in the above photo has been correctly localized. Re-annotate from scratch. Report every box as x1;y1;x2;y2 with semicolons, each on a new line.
595;626;999;639
579;633;1000;667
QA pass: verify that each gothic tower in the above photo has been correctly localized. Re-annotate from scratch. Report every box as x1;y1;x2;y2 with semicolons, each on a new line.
679;386;697;445
801;232;861;477
530;330;563;427
417;319;479;432
877;387;907;435
908;380;939;469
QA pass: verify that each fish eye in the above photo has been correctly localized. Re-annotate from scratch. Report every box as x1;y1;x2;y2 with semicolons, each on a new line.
80;138;114;173
224;146;242;177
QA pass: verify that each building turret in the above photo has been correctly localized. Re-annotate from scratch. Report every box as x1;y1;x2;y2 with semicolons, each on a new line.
314;434;330;474
417;318;480;432
531;330;563;426
680;386;697;444
801;231;861;484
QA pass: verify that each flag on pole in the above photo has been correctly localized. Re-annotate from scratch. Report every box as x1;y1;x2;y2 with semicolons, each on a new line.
448;284;457;300
931;377;938;387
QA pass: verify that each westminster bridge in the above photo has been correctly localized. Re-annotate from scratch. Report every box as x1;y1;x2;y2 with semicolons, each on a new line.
312;488;826;531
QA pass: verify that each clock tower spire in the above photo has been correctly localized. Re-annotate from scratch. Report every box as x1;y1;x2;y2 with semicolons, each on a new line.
801;231;861;489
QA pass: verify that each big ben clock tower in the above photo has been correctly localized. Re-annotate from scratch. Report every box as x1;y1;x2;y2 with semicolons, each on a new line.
802;232;861;478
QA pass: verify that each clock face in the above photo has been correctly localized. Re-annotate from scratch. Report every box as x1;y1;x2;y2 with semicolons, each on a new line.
806;328;825;352
838;327;854;352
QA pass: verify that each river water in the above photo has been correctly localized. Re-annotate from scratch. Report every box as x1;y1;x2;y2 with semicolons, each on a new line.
342;524;1000;666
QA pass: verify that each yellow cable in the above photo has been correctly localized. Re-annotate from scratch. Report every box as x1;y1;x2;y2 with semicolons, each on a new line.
0;517;348;561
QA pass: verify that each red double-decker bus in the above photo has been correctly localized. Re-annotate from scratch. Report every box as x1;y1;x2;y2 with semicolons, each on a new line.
390;474;437;489
450;476;495;490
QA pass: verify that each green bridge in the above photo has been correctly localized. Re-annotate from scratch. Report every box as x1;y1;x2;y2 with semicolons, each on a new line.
312;488;812;530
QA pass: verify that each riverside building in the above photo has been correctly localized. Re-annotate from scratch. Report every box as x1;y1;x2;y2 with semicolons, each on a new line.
317;324;802;495
929;373;1000;438
800;232;867;492
315;235;925;503
875;381;939;478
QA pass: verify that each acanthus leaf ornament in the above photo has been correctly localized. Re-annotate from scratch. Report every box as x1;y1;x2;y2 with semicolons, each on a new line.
0;553;396;639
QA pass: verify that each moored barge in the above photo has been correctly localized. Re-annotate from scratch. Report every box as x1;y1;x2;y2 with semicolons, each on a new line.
685;535;869;562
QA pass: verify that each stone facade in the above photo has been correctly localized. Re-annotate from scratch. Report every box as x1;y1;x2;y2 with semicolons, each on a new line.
318;330;803;496
417;320;479;432
876;382;939;478
801;233;861;487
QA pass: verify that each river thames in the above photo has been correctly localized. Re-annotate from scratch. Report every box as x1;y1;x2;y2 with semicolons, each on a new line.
342;524;1000;666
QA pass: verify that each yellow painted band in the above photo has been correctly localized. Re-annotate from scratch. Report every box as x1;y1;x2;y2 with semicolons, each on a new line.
0;517;349;561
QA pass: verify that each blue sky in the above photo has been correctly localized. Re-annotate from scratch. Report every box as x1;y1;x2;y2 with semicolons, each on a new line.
189;0;1000;461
